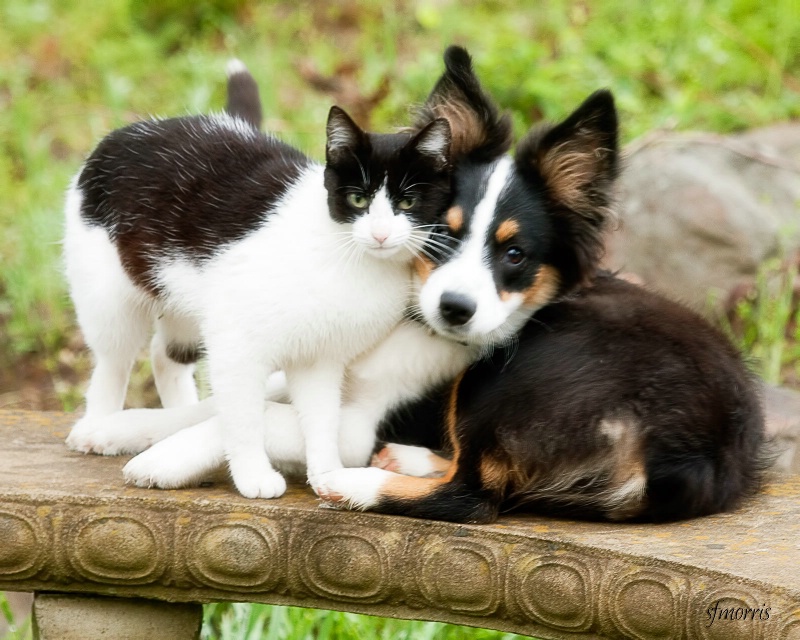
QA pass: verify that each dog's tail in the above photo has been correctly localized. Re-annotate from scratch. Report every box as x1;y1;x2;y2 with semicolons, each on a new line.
641;386;775;522
225;59;262;130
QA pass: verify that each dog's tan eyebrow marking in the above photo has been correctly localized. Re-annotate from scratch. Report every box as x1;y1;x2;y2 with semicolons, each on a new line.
446;205;463;233
523;264;560;306
414;255;434;283
495;219;519;244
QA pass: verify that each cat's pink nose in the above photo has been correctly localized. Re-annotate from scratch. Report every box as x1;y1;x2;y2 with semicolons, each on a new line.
372;231;389;244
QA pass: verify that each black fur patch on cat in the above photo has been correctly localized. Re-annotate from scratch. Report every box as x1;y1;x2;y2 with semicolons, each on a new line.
165;342;204;365
324;107;453;228
78;115;311;291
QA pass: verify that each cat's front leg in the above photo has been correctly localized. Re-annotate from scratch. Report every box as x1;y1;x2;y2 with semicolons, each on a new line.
211;356;287;499
286;363;346;491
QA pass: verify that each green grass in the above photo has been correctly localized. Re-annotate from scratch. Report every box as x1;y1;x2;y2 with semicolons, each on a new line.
1;0;799;637
0;593;31;640
201;603;528;640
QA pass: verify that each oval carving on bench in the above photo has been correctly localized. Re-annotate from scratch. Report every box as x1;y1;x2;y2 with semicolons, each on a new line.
608;568;686;640
186;521;278;590
693;587;766;640
513;555;593;632
418;539;501;616
299;533;387;601
0;511;42;578
72;516;161;583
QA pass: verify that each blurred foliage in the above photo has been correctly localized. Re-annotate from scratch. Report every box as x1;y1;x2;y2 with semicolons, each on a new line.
1;0;798;367
722;256;800;385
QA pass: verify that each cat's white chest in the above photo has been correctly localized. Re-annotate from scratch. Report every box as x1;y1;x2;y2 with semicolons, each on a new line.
183;189;411;366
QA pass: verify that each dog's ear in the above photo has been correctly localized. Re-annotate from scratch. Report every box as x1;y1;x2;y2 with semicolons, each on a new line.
326;106;366;162
517;90;618;222
411;46;512;163
517;90;619;282
408;118;452;171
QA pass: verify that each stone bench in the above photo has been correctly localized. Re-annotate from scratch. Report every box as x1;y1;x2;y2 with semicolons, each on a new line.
1;410;799;640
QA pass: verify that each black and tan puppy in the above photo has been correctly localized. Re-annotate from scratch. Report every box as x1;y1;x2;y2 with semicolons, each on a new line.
316;50;769;524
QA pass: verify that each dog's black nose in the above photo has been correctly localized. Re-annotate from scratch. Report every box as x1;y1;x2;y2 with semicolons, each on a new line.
439;292;477;326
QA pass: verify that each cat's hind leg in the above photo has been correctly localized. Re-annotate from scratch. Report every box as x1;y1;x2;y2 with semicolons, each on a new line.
151;314;201;408
64;184;153;450
78;397;217;456
123;416;225;488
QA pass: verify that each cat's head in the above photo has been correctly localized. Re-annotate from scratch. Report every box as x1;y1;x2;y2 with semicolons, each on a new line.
323;106;453;261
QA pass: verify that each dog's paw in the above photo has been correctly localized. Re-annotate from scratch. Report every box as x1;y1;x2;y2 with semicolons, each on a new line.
370;443;447;477
314;467;389;510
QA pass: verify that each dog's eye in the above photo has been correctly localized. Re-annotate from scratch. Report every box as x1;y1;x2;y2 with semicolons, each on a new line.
397;198;416;211
347;193;369;209
504;246;525;266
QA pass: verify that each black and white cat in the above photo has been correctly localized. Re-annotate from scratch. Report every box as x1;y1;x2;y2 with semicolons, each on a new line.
77;49;512;489
64;94;453;498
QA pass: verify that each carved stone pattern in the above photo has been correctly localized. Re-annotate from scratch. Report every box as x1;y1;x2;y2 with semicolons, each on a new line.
0;506;47;581
778;610;800;640
183;515;282;591
415;537;504;617
606;566;687;640
507;553;594;632
693;585;767;640
0;496;798;639
291;521;394;604
61;509;168;586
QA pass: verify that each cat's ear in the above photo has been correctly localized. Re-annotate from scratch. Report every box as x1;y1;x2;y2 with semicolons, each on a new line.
410;118;451;171
326;106;365;162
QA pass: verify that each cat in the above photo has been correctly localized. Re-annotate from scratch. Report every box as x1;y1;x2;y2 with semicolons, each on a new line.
64;86;454;498
82;47;513;488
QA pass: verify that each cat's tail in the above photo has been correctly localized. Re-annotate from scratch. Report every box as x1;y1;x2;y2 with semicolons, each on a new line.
225;59;263;130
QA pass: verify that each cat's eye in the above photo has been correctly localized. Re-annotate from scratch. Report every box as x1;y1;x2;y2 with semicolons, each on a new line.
504;246;526;266
347;193;369;209
397;198;416;211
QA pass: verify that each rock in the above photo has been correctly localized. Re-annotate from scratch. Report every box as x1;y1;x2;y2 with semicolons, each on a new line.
605;124;800;310
764;383;800;475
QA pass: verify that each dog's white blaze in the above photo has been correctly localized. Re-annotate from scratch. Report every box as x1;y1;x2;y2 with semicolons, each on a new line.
419;156;528;343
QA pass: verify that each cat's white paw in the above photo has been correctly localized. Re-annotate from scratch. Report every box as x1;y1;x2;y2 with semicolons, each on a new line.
65;416;105;453
314;467;388;510
370;443;445;477
86;427;154;456
66;416;152;456
229;453;287;499
234;470;287;499
124;447;195;489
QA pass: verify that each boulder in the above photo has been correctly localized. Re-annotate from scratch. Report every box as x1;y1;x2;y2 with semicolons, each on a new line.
605;124;800;310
